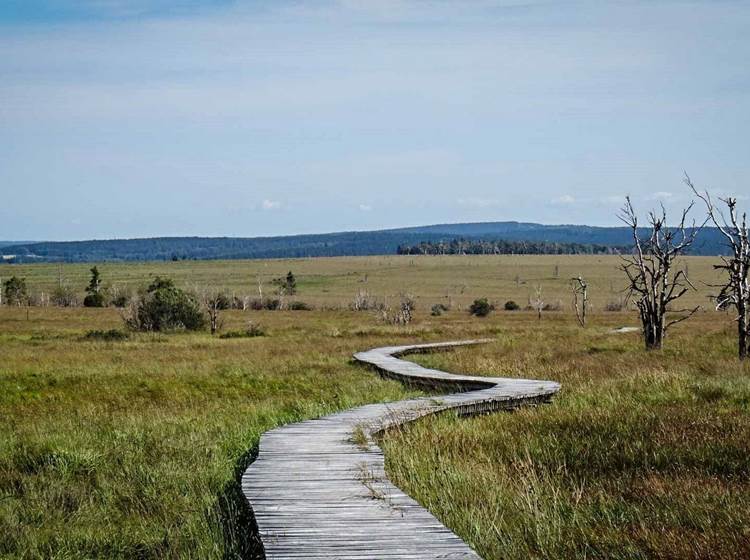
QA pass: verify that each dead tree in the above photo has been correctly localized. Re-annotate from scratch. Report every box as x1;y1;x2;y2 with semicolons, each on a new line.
531;285;544;320
619;196;701;350
687;177;750;360
202;291;225;335
257;275;264;308
571;276;588;327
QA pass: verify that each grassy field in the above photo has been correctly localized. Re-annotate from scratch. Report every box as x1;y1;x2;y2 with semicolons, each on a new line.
1;255;748;559
382;314;750;560
1;254;723;311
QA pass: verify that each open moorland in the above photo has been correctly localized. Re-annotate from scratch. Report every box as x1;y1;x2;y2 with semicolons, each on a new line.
1;255;748;560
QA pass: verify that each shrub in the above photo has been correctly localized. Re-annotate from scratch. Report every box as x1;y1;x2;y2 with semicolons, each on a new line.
214;294;232;310
83;329;129;341
504;300;520;311
110;294;130;308
378;294;415;325
271;271;297;295
229;295;250;310
350;290;381;311
123;277;206;332
431;303;449;316
289;301;313;311
605;300;625;312
469;298;494;317
219;321;266;339
83;292;106;308
3;276;28;306
542;300;562;311
50;285;78;307
247;298;290;311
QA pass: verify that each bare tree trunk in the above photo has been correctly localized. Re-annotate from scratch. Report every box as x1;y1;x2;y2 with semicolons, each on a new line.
202;291;224;335
619;195;702;351
739;306;748;360
688;175;749;360
571;276;587;327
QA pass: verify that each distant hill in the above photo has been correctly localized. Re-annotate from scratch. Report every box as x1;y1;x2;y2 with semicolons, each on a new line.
0;222;729;263
0;241;36;247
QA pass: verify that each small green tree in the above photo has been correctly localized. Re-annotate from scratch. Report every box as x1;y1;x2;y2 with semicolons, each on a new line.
3;276;28;306
83;266;105;307
285;271;297;295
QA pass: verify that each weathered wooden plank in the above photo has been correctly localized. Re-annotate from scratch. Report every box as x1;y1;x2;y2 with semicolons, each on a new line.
242;340;561;559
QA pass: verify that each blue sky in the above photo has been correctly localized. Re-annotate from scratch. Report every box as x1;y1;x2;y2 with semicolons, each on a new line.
1;1;748;240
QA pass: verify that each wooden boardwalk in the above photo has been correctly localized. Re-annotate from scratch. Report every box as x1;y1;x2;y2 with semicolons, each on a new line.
242;340;561;559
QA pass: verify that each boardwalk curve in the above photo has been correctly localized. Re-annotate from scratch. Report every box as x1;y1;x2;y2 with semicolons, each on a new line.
242;340;561;559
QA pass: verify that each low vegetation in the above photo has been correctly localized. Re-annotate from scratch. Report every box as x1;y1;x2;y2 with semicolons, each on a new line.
82;329;129;341
381;314;750;560
123;276;206;332
2;255;748;559
0;306;423;559
469;298;494;317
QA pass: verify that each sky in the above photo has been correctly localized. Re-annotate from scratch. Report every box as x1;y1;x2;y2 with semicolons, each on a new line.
1;0;748;241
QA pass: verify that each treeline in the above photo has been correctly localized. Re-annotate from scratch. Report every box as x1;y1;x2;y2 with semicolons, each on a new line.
2;232;443;263
397;239;627;256
0;222;729;263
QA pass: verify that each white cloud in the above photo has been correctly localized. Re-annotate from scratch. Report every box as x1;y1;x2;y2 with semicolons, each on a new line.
261;199;281;210
358;204;372;211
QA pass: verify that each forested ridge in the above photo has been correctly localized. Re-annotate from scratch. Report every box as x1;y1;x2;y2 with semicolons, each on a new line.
1;221;728;263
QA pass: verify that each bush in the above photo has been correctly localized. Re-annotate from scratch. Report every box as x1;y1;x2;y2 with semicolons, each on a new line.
50;285;78;307
219;321;266;339
271;271;297;295
350;290;382;311
124;277;206;332
289;301;313;311
110;294;130;308
431;303;449;316
247;298;289;310
3;276;28;306
378;294;415;325
214;294;232;310
83;329;129;341
83;292;106;308
542;300;562;311
605;300;625;312
469;298;494;317
504;300;520;311
229;295;250;310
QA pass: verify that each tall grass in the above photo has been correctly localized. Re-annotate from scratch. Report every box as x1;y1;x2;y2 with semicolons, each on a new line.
381;315;750;559
0;307;427;559
2;255;748;559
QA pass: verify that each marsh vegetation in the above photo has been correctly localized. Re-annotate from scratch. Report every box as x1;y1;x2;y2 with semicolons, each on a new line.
1;255;748;559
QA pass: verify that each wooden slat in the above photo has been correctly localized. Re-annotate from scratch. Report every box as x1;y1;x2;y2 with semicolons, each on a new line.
242;340;561;559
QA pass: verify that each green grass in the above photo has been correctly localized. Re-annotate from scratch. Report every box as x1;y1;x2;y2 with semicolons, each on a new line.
2;254;723;311
0;307;430;559
1;255;748;559
381;315;750;559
